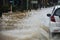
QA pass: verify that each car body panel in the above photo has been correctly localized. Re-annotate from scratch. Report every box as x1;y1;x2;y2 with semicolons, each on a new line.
54;16;60;22
50;27;60;32
49;5;60;33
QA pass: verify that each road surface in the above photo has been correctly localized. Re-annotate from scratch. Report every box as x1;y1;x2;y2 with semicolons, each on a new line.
0;7;60;40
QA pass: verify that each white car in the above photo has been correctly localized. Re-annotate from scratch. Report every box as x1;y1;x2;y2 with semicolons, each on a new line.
47;5;60;37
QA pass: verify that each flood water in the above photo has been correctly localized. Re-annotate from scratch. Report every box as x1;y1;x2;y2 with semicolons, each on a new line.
0;10;49;40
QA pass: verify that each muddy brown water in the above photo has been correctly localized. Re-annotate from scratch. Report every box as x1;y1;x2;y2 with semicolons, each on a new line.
0;12;49;40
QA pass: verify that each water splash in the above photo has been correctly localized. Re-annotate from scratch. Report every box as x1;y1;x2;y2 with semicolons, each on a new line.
0;8;52;40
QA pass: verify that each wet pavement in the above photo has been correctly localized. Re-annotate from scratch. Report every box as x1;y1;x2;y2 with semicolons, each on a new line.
0;7;60;40
0;11;49;40
51;34;60;40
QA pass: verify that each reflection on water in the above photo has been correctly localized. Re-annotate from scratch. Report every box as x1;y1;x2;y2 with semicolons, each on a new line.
0;12;49;40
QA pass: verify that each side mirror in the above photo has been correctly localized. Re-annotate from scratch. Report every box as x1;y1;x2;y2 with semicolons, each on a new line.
47;14;51;17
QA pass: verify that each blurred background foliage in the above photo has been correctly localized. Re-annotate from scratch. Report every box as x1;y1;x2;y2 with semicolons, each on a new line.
0;0;59;13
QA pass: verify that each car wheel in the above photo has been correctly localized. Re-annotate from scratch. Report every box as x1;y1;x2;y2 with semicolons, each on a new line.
52;33;57;37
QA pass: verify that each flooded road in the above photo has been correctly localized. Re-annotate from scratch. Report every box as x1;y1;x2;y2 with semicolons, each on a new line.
51;34;60;40
0;7;59;40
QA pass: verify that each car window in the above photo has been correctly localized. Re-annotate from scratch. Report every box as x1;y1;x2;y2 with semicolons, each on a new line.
54;8;60;16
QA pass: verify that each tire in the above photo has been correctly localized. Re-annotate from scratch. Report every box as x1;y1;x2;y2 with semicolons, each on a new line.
52;33;57;37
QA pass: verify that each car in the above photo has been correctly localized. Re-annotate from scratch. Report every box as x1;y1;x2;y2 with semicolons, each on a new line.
47;5;60;37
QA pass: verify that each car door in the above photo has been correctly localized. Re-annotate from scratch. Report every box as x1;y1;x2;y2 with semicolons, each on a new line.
54;8;60;27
